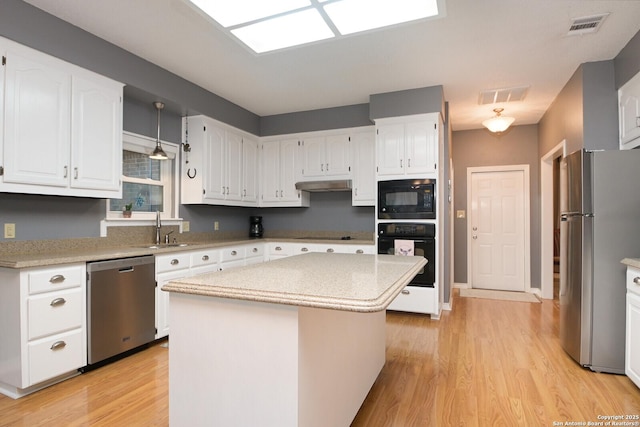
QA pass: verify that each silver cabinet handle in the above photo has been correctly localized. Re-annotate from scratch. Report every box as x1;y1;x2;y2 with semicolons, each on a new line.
202;255;209;261
401;289;410;295
326;248;334;253
400;159;403;168
356;249;364;254
231;250;237;256
63;166;68;178
252;247;258;253
321;164;324;171
50;341;67;351
634;277;640;285
408;158;411;168
275;246;282;251
280;190;283;197
74;167;78;179
301;247;309;252
49;275;66;284
275;190;278;197
326;163;329;171
170;259;179;265
50;297;66;307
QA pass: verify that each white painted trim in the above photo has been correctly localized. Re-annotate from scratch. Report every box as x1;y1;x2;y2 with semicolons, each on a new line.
453;282;469;289
466;165;531;292
539;140;567;299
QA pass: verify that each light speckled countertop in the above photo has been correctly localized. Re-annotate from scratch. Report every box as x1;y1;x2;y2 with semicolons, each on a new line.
0;237;374;269
622;258;640;269
163;252;427;312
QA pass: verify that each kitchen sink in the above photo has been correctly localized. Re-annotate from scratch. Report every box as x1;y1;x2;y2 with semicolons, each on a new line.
137;243;190;249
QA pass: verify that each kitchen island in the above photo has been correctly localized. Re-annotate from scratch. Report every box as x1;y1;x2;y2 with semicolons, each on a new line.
163;252;426;427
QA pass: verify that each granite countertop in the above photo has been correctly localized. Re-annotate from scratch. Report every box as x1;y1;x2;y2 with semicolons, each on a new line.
162;252;426;313
622;258;640;269
0;237;374;269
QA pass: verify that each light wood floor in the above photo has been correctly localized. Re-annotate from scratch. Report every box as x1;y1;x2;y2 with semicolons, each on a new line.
1;289;639;426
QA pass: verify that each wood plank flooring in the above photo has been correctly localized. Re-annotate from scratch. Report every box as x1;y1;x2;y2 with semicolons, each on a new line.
1;289;639;426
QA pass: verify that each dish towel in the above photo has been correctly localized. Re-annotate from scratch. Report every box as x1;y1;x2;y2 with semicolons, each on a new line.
394;239;414;256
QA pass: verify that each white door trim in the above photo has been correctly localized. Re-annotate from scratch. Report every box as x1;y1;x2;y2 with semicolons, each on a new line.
540;140;567;299
466;165;531;291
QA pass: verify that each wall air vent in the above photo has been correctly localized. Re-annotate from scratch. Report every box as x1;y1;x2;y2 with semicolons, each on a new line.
568;14;609;35
478;86;529;105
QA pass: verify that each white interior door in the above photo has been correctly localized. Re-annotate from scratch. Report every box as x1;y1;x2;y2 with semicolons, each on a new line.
468;167;529;291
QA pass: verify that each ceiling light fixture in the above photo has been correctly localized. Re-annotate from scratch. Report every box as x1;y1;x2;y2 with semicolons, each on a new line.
149;102;169;160
187;0;444;54
482;108;515;133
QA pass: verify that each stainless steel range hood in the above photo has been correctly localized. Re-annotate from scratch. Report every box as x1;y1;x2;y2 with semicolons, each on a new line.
295;180;352;192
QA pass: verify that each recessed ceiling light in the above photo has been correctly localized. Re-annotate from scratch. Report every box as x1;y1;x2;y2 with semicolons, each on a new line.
189;0;311;28
324;0;440;35
231;9;334;54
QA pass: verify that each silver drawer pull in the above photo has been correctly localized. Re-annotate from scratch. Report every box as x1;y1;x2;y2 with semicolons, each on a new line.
49;275;66;284
202;255;209;261
401;289;410;295
50;298;66;307
275;246;282;251
231;250;237;256
301;247;309;252
634;277;640;285
326;248;334;253
50;341;67;351
170;259;179;265
252;247;258;253
356;249;364;254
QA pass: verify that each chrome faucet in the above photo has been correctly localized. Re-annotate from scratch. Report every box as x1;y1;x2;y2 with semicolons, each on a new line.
155;211;162;245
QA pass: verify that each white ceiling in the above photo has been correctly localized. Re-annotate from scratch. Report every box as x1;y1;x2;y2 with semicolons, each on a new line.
22;0;640;130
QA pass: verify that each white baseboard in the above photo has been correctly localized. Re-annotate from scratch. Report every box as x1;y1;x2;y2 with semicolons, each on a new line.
453;282;468;289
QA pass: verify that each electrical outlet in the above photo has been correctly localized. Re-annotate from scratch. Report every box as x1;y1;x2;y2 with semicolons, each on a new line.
4;223;16;239
182;221;190;232
214;221;219;231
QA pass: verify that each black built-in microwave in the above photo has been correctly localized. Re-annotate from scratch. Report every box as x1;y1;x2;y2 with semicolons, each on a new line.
378;179;436;219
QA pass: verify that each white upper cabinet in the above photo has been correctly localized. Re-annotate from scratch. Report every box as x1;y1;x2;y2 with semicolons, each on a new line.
376;113;439;178
620;71;640;150
181;115;258;207
260;138;310;207
300;132;351;180
351;128;375;206
0;37;123;198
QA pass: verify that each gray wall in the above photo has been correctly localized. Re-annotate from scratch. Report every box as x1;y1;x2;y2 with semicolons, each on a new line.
370;86;445;120
615;29;640;89
260;104;372;136
452;125;540;286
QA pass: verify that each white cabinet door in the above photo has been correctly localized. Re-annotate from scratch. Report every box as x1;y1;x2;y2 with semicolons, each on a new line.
204;123;226;202
71;74;122;193
405;120;437;175
261;141;281;203
226;131;243;202
627;290;640;388
620;72;640;149
301;136;325;178
376;123;404;176
156;269;188;339
280;138;302;202
3;47;71;187
325;134;351;177
242;137;259;204
351;130;375;206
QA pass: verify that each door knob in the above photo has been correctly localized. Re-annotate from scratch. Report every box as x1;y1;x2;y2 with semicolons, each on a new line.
473;235;477;240
473;227;477;231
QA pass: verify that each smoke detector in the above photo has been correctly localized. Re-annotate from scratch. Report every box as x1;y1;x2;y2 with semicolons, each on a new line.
568;14;609;35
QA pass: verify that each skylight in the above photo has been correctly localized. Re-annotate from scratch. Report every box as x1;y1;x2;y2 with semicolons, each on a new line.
188;0;444;54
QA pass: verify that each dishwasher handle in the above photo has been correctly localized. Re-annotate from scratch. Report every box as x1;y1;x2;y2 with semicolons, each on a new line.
118;266;135;273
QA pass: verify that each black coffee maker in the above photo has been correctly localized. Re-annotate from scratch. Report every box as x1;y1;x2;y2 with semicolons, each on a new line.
249;216;263;238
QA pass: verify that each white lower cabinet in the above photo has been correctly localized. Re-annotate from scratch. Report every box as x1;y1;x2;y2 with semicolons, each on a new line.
626;267;640;388
387;286;437;315
0;263;86;399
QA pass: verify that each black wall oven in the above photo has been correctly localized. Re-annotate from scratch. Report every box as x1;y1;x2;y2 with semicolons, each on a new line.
377;222;435;287
378;179;436;219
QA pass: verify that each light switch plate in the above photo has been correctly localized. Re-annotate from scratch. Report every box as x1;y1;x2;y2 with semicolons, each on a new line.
4;223;16;238
456;210;466;219
182;221;190;232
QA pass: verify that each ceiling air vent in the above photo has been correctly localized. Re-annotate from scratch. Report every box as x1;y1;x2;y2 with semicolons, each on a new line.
478;86;529;105
568;14;609;35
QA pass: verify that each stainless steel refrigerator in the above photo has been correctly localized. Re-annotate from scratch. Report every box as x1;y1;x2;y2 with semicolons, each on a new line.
560;149;640;374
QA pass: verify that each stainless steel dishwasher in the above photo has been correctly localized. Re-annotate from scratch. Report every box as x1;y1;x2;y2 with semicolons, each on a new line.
87;255;156;365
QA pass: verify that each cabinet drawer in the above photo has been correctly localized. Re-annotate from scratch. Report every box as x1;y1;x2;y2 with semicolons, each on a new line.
244;244;264;259
387;286;436;314
28;265;84;295
269;244;292;257
220;246;246;262
28;288;83;340
155;253;191;274
190;249;219;268
627;268;640;296
28;329;85;386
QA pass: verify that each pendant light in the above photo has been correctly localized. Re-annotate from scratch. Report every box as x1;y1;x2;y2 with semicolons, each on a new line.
149;101;168;160
482;108;515;133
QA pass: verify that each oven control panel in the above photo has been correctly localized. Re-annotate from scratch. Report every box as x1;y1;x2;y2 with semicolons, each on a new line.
378;223;435;238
